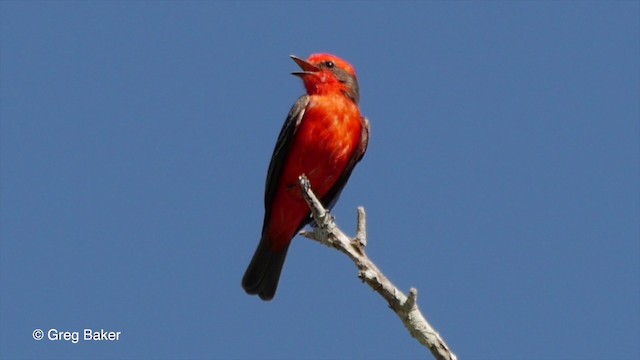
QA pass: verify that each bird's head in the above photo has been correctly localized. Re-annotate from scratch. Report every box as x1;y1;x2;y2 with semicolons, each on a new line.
291;53;360;104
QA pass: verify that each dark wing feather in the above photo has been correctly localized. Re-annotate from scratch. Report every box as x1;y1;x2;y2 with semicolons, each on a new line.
242;96;309;300
263;96;309;216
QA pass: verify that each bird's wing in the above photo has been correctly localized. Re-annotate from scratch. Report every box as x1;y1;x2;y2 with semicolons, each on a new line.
263;95;309;212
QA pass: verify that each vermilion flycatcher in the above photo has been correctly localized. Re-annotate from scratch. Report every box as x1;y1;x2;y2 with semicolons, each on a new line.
242;53;370;301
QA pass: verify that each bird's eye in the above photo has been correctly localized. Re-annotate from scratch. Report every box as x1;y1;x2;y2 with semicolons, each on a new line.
325;61;335;68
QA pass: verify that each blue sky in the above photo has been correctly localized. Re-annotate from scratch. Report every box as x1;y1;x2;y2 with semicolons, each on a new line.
1;1;638;359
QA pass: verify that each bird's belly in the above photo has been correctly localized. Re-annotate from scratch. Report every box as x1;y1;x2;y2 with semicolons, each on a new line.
267;102;362;249
286;107;359;197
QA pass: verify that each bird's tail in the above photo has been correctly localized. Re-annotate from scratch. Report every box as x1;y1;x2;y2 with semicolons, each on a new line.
242;237;289;301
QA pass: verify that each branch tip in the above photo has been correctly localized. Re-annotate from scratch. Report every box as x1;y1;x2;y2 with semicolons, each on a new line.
355;206;367;247
404;288;418;310
298;174;310;189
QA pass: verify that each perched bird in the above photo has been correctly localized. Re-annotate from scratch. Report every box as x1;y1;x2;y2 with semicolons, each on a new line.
242;53;370;301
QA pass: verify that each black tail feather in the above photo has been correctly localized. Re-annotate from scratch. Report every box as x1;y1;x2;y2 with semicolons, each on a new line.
242;238;289;301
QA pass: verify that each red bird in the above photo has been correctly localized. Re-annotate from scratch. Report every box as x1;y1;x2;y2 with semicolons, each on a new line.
242;53;370;300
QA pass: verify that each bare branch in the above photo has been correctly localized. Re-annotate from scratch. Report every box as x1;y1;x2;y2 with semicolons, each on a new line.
298;175;457;360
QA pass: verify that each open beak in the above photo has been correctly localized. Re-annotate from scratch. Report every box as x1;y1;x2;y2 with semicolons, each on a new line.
291;55;319;77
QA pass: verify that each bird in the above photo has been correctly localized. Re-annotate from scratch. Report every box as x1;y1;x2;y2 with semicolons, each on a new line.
242;53;370;301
